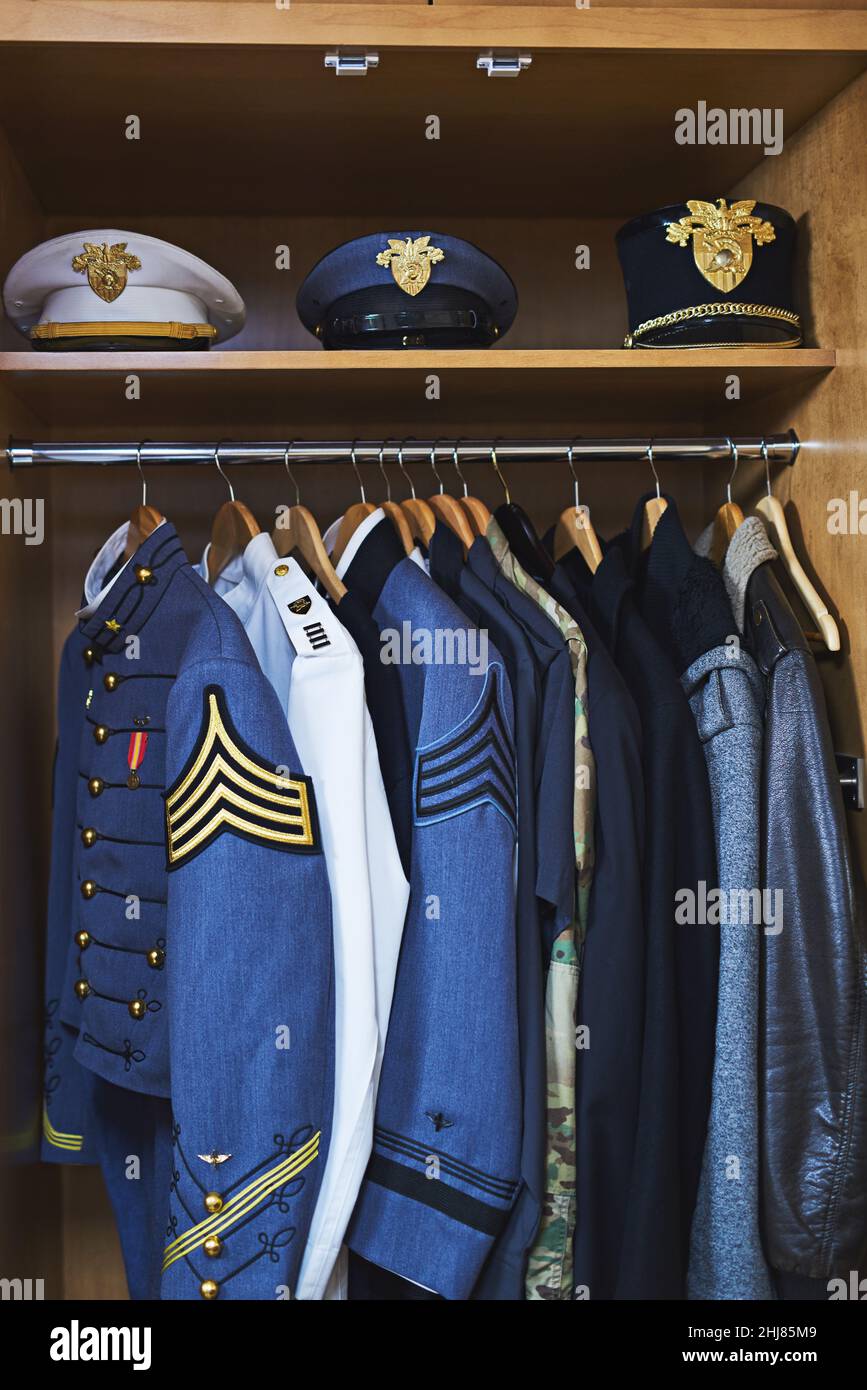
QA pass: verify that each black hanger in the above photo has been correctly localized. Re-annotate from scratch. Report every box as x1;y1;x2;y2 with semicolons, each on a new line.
490;442;555;582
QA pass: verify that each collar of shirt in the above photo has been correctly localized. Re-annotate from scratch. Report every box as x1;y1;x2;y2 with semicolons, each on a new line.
77;518;159;617
77;520;189;654
194;541;245;597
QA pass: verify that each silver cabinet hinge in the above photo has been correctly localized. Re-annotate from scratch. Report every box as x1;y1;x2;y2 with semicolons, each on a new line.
324;51;379;77
476;52;532;78
836;754;865;811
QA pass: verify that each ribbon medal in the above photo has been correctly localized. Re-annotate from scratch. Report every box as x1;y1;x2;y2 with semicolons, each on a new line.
127;730;149;790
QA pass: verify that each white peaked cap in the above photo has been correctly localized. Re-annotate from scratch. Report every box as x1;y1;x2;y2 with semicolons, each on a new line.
3;229;245;344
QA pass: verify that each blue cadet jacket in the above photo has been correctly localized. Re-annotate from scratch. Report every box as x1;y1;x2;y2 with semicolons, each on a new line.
329;511;521;1300
45;520;334;1300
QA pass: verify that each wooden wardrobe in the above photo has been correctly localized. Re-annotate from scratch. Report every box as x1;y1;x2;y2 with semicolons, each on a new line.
0;0;864;1298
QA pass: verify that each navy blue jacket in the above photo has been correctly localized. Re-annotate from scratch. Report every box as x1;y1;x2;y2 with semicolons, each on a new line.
44;523;335;1300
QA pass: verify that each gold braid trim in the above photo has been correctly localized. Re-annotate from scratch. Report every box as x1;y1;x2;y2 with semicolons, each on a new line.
624;302;801;348
31;321;217;341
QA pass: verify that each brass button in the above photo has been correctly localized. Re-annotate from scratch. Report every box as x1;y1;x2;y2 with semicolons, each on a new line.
93;724;110;745
81;827;98;848
88;777;105;798
134;565;153;585
128;999;146;1020
83;646;96;667
80;879;97;900
147;947;165;970
200;1279;219;1300
74;979;91;999
75;930;91;950
103;672;120;692
203;1235;222;1259
204;1191;223;1215
274;564;289;577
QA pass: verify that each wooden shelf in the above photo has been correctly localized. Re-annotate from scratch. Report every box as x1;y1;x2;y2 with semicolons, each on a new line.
0;348;835;431
2;4;867;53
0;31;863;216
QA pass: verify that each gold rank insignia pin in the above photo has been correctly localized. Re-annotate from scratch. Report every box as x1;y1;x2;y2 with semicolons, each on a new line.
288;596;312;615
104;618;122;633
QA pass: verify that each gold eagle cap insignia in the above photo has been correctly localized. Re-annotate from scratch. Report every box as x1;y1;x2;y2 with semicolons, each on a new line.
375;235;445;296
665;199;776;294
197;1152;232;1167
71;241;142;304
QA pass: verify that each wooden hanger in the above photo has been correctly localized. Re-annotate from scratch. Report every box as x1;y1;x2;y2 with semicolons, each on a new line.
123;441;164;561
753;440;840;652
396;441;436;548
709;439;745;568
553;441;603;570
376;441;414;556
451;441;491;537
427;441;476;550
640;440;668;550
207;442;260;584
270;445;346;603
330;441;376;566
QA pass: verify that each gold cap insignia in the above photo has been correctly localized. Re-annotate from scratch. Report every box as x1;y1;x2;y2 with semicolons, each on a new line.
375;236;445;297
288;596;312;614
665;199;776;294
71;241;142;304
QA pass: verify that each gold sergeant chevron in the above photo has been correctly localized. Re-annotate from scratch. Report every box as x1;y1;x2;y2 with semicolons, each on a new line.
166;686;316;866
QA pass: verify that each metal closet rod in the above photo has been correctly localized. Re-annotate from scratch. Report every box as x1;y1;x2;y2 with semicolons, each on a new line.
4;431;799;469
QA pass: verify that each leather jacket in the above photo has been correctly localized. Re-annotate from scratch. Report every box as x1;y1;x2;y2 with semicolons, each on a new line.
746;561;867;1280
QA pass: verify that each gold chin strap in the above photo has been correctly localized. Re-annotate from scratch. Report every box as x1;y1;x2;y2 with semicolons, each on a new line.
624;301;801;348
31;320;218;341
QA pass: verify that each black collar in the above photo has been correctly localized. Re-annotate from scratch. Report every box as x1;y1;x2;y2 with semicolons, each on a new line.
428;520;464;601
78;522;188;656
342;515;408;613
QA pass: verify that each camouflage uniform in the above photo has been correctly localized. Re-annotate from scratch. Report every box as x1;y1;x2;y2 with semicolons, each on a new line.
486;519;595;1299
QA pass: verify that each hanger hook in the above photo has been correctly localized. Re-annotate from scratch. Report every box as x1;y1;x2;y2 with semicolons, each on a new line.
136;438;151;507
491;440;511;505
726;436;739;505
378;439;394;503
214;440;235;503
430;439;447;495
397;439;417;499
283;441;300;506
566;440;580;511
646;439;661;500
760;437;772;498
452;439;468;498
349;439;367;504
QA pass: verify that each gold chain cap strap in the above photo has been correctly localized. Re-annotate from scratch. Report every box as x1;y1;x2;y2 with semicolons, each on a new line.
624;301;801;348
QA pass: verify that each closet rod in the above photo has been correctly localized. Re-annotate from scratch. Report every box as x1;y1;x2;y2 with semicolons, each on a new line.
3;432;799;470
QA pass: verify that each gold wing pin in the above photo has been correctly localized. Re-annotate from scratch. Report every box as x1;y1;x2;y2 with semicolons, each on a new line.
665;198;775;293
375;235;445;296
71;241;142;304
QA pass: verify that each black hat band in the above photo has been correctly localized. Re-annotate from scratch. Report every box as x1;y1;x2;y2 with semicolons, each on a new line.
318;306;500;349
